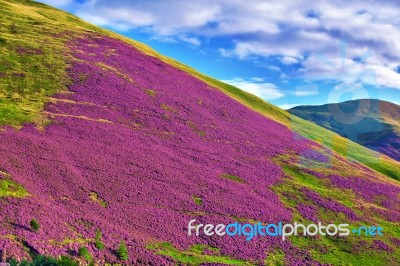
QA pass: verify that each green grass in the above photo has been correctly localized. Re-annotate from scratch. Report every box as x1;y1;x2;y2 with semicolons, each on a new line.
289;116;400;180
0;0;119;128
187;121;206;137
220;173;245;183
271;155;399;265
78;246;92;262
279;164;356;208
0;179;29;198
192;195;202;205
145;89;157;97
89;191;107;207
160;103;177;113
290;232;397;266
264;249;285;266
48;237;92;247
147;242;253;265
0;0;72;128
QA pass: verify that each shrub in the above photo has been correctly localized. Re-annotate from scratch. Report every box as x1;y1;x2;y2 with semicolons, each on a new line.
95;229;102;240
94;229;105;250
117;241;129;261
30;219;40;232
58;256;78;266
32;255;57;265
8;258;19;266
8;255;78;266
78;247;92;261
95;240;105;250
19;260;30;266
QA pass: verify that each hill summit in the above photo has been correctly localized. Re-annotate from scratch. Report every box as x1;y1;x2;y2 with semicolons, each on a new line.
289;99;400;161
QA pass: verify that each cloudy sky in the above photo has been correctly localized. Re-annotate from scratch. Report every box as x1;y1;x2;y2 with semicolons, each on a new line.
39;0;400;108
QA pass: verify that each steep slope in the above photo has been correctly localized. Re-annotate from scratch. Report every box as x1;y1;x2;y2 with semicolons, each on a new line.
0;0;399;265
1;0;399;180
117;42;400;182
289;100;400;161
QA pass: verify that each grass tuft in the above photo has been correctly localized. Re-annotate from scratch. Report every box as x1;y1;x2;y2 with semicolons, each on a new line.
147;242;252;265
220;173;245;183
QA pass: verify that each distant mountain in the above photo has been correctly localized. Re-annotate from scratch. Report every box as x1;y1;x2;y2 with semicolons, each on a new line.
289;99;400;161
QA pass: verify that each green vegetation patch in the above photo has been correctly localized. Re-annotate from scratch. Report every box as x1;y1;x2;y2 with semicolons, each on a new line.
0;0;110;128
0;178;29;198
160;103;177;113
192;195;202;205
0;0;72;128
271;155;399;265
290;233;397;266
274;155;358;209
89;191;107;207
8;255;78;266
48;237;92;247
187;121;206;137
264;249;285;266
220;173;245;183
145;89;157;97
147;242;253;265
78;246;92;262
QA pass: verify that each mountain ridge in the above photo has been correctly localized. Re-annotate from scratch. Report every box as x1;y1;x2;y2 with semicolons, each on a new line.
289;99;400;161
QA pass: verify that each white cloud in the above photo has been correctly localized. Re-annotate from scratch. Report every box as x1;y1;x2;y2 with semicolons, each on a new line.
295;84;319;96
266;66;281;72
38;0;73;7
218;48;232;57
333;82;363;92
279;104;302;110
250;77;264;82
301;54;400;89
55;0;400;89
281;56;298;65
369;64;400;89
221;78;284;100
178;35;201;46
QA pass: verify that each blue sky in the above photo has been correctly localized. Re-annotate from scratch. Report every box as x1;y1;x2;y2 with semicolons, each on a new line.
39;0;400;109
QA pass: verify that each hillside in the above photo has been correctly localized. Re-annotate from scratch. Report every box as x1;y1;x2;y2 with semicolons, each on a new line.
0;0;399;265
289;99;400;161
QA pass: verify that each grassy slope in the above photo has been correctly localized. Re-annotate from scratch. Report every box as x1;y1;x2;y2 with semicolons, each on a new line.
0;0;73;127
0;0;398;181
